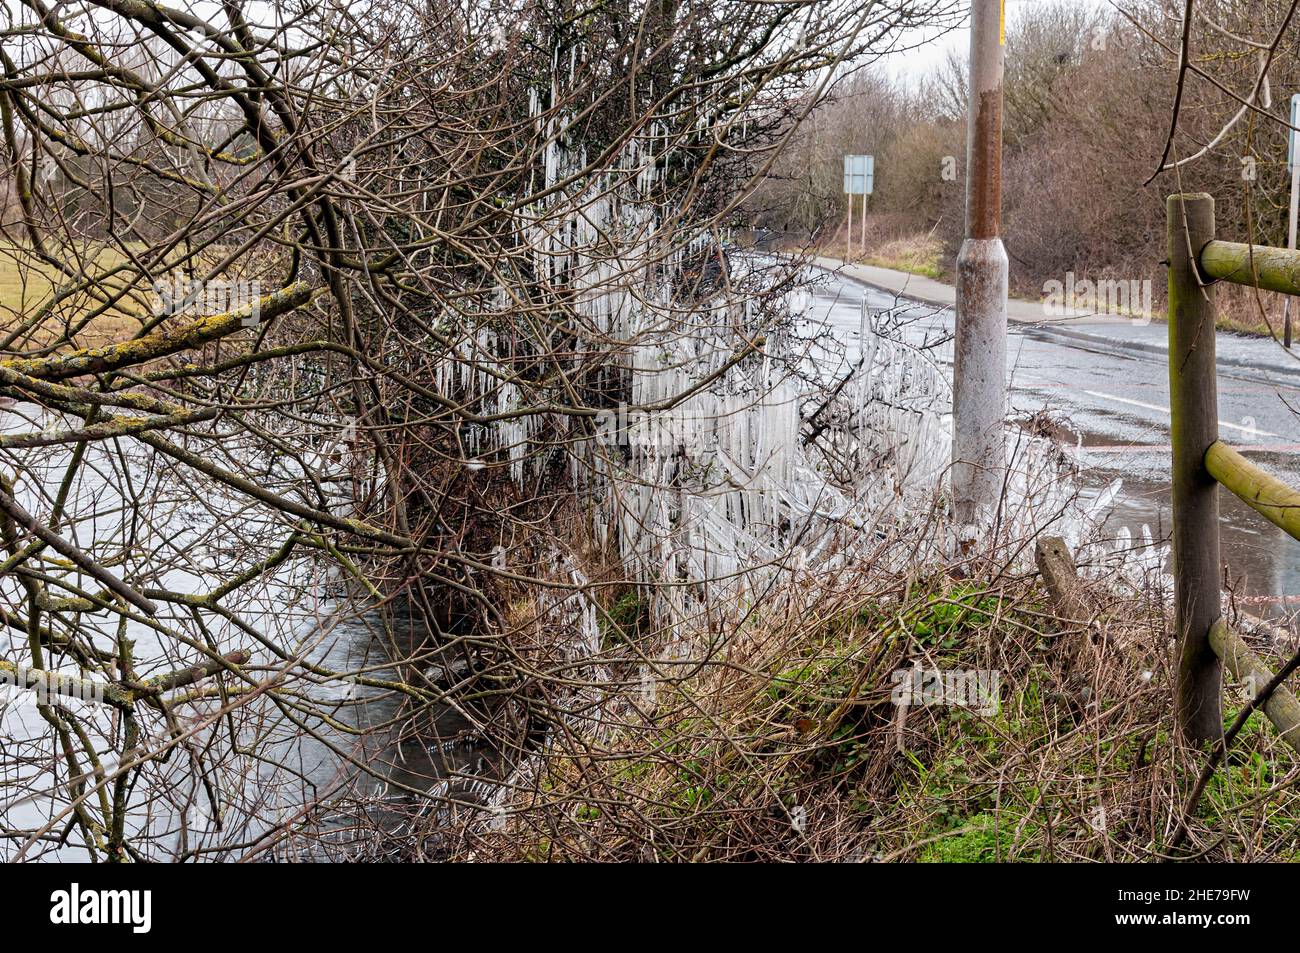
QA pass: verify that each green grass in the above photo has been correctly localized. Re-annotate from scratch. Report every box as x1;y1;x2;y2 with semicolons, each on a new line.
861;233;945;280
0;240;256;349
0;241;150;346
599;590;650;648
919;814;1006;863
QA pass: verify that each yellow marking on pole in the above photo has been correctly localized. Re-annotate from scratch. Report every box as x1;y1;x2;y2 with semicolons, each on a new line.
999;0;1006;46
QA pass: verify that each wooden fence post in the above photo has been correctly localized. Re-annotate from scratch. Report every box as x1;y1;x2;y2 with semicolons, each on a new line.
1167;193;1222;745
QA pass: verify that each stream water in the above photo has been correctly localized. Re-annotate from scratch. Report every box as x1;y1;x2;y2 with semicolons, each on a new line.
0;399;503;860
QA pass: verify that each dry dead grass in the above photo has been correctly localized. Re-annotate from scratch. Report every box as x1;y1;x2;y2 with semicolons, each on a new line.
1214;284;1293;337
819;222;947;280
431;547;1300;863
861;232;946;280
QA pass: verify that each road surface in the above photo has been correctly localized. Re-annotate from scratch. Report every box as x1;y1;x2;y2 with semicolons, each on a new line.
809;263;1300;617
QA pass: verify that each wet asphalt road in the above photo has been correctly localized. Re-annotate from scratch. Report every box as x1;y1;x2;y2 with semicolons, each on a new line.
809;271;1300;615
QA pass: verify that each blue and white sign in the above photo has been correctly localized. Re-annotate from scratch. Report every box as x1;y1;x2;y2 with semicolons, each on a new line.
844;154;874;195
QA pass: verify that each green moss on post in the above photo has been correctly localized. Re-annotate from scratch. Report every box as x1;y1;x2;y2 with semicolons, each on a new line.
1209;622;1300;752
1200;241;1300;296
1206;440;1300;540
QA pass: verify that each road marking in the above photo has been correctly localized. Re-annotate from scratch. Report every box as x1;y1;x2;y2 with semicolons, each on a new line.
1079;444;1169;453
1081;390;1279;438
1082;443;1300;453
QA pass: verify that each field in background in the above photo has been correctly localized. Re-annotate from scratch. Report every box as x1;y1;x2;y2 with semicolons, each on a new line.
0;242;150;347
0;242;263;350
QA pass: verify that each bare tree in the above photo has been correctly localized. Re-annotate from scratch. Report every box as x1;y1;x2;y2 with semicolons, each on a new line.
0;0;953;860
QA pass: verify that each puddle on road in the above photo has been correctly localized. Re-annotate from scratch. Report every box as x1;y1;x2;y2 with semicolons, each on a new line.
1077;451;1300;625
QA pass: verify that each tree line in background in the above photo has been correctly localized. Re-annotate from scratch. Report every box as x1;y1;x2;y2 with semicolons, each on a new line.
750;0;1300;331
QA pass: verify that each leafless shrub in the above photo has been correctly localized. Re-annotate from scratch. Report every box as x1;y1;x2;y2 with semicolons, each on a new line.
0;0;969;861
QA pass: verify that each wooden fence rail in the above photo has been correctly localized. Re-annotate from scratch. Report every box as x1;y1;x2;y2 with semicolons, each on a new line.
1169;193;1300;750
1205;441;1300;538
1200;241;1300;295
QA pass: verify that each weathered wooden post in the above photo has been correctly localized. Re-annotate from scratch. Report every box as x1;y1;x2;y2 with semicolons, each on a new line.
1167;192;1222;745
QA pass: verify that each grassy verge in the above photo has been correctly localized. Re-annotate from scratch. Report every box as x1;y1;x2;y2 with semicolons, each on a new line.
810;227;1293;338
859;233;946;280
457;558;1300;862
1214;285;1289;337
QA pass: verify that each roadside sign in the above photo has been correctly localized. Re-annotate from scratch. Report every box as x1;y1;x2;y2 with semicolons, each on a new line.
844;154;874;195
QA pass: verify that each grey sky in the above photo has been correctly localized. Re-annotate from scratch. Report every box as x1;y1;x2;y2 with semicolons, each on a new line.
880;0;1112;83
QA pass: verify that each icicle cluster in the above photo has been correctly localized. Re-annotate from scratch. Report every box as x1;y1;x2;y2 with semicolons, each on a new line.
429;57;1139;643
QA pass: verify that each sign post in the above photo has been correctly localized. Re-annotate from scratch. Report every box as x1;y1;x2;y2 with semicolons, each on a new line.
1284;94;1300;348
843;154;873;261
